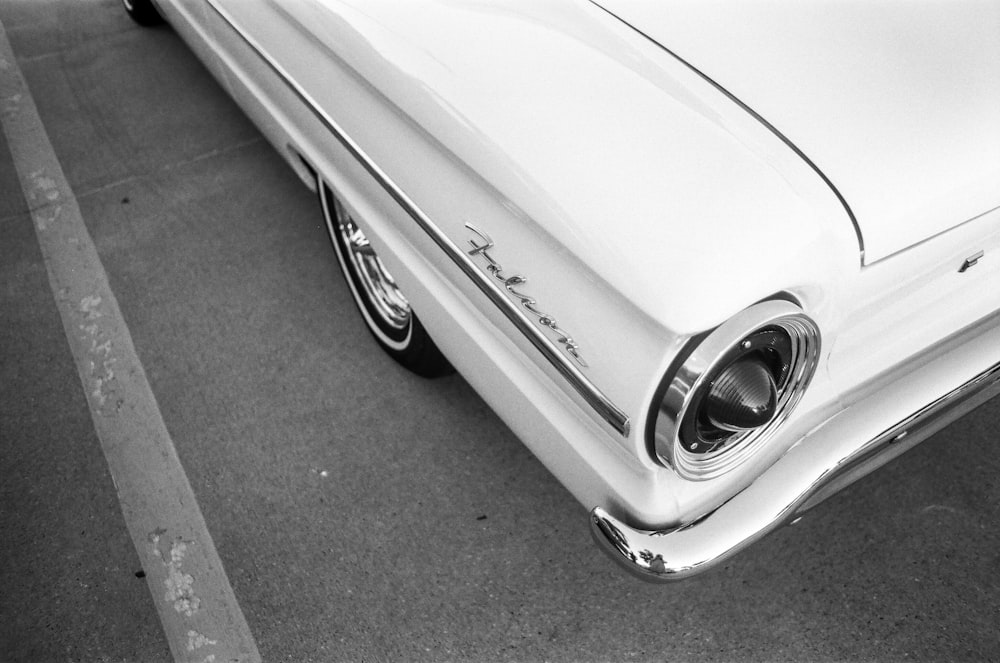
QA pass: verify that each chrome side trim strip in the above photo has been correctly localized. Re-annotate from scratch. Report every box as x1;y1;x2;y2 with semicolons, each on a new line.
592;356;1000;581
202;0;630;435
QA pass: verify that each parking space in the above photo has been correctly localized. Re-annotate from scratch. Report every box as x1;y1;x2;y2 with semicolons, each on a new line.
2;1;999;661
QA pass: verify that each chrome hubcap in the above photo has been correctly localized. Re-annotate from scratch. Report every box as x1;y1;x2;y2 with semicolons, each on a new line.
334;204;411;331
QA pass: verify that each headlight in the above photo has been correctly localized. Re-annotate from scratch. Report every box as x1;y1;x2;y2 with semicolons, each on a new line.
651;300;821;480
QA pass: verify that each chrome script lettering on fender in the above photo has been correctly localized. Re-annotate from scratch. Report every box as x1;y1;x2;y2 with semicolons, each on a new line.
466;224;587;367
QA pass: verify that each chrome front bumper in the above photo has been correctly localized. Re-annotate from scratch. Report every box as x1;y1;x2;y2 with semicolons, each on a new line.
591;348;1000;582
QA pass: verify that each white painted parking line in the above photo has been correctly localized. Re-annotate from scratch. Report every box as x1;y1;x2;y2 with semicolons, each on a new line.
0;19;261;663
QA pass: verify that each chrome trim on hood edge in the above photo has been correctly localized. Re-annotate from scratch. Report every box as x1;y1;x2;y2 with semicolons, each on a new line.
588;0;865;265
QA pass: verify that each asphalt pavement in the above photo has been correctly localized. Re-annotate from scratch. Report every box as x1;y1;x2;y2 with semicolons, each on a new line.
2;1;999;662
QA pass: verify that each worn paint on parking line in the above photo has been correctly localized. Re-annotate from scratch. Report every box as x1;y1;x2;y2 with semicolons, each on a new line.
0;19;261;663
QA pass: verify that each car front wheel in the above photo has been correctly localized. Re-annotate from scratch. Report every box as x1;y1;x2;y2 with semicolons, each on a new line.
319;181;452;378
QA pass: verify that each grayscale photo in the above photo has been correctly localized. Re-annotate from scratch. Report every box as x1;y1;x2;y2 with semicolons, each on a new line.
2;1;998;661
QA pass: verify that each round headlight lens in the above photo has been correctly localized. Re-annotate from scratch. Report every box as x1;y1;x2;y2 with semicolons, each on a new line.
703;352;778;432
651;301;820;480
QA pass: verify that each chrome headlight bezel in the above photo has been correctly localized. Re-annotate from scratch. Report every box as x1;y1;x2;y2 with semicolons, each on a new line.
650;300;821;481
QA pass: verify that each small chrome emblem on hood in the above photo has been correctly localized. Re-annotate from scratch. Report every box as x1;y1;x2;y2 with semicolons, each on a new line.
465;223;587;367
959;250;985;273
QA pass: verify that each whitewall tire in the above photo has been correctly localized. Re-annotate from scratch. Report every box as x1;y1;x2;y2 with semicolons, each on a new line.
320;181;452;377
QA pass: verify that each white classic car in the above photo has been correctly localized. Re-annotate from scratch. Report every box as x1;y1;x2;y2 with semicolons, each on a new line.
124;0;1000;580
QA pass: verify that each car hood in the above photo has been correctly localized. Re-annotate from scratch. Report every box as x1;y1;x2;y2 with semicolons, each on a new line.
594;0;1000;263
255;0;867;334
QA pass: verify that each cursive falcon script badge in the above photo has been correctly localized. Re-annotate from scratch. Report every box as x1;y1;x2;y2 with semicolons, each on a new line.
465;223;587;367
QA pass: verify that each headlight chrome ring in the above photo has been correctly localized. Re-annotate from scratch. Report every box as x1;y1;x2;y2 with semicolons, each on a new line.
652;300;821;481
